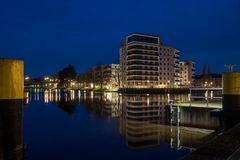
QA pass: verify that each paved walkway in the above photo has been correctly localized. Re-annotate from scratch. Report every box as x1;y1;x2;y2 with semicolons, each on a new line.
182;123;240;160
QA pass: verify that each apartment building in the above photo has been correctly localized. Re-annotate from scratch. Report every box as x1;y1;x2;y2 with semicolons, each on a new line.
79;64;120;90
120;33;180;88
179;61;195;87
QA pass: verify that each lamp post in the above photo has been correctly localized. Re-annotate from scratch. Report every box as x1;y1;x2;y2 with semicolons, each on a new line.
224;64;236;72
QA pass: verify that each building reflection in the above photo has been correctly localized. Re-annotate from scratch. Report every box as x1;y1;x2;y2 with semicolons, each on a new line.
120;94;219;150
78;92;121;118
102;93;121;117
0;101;25;160
120;94;163;149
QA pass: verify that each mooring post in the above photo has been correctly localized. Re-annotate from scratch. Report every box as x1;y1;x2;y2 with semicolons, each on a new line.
0;58;24;160
222;72;240;112
0;58;24;101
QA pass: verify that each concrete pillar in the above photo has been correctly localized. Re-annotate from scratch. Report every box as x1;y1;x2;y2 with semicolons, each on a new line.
223;72;240;112
0;59;24;100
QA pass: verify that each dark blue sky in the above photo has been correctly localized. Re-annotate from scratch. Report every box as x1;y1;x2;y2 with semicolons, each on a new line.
1;0;240;77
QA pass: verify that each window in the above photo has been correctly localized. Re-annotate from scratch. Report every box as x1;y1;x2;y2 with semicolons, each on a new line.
127;35;159;44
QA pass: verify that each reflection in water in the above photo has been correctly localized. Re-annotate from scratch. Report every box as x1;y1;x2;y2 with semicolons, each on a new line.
56;98;78;115
120;94;216;149
0;101;24;160
28;90;220;151
120;95;162;149
76;92;121;118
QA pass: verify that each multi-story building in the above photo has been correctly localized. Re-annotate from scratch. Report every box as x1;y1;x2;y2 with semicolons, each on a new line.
79;64;120;90
95;64;119;89
105;64;120;89
179;61;195;87
120;33;180;88
159;46;180;88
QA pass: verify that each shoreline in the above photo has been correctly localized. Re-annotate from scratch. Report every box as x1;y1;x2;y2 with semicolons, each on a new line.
25;86;190;94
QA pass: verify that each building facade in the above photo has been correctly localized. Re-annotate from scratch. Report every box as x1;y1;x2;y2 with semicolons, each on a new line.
120;33;180;88
101;64;120;90
79;64;120;90
179;61;195;87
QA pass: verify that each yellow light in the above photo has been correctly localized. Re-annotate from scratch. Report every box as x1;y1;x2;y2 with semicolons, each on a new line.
90;83;94;88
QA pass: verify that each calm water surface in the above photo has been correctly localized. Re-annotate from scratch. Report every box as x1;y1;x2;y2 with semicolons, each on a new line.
1;90;221;160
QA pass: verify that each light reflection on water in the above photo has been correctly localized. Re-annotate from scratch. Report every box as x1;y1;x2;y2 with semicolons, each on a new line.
29;90;220;147
0;89;222;160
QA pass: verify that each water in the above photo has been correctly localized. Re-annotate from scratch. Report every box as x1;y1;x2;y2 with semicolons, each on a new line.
1;90;221;160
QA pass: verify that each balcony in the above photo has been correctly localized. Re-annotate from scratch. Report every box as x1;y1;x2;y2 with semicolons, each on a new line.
127;62;159;66
127;67;159;71
127;57;159;61
127;45;158;51
127;77;158;81
127;73;159;76
127;51;159;56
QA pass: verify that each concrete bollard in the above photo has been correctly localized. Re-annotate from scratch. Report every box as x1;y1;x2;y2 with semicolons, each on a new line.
0;58;24;100
222;72;240;112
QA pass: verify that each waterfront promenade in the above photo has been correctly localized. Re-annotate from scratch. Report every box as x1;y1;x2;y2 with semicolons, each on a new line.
183;123;240;160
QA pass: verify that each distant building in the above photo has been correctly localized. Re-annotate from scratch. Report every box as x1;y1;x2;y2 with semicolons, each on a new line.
194;73;222;88
24;76;60;88
120;33;180;88
101;64;120;89
79;64;120;90
179;61;195;87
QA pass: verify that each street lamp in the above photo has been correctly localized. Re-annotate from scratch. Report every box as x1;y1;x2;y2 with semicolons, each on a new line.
25;76;30;80
225;64;236;72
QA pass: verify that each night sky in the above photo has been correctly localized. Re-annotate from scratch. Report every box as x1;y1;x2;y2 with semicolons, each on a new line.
1;0;240;77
